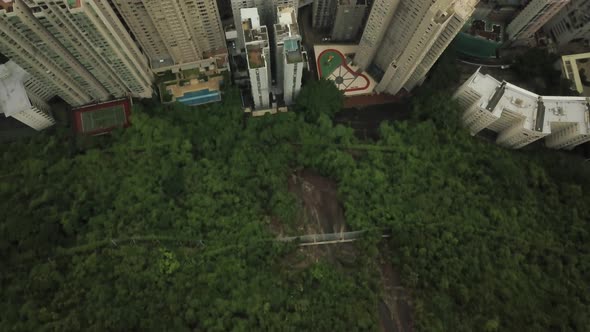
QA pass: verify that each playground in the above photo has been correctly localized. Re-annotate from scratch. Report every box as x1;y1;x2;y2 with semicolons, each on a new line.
314;45;375;96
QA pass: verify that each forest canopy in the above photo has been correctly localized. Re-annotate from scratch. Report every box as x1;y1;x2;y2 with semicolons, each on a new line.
1;77;589;331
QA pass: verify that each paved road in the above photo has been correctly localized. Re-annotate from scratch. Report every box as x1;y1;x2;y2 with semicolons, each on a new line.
298;5;319;81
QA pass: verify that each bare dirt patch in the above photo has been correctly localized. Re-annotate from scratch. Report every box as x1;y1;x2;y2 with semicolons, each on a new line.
281;169;356;269
288;169;347;235
276;170;413;330
379;244;414;332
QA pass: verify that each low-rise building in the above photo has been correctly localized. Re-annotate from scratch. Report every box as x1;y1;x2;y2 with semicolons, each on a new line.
455;69;590;150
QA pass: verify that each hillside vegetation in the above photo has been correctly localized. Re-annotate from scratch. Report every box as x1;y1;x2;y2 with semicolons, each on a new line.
1;77;589;331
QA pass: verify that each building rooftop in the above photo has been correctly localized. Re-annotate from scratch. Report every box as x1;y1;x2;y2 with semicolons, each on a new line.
241;8;268;70
243;23;268;44
274;6;303;64
562;52;590;96
0;0;13;13
466;70;590;135
166;76;223;100
241;8;268;44
0;61;32;117
284;39;303;64
246;44;265;69
277;6;297;24
452;0;479;18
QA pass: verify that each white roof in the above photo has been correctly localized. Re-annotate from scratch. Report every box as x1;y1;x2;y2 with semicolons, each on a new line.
0;61;32;117
466;70;590;135
277;6;295;25
240;8;260;28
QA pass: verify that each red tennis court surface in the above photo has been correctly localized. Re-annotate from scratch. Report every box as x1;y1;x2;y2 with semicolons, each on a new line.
317;48;371;93
72;97;131;135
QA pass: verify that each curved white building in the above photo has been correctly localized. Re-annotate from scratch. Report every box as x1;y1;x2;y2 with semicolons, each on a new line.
455;69;590;150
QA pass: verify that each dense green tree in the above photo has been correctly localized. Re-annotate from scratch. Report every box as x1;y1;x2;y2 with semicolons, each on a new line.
1;78;590;332
294;78;344;122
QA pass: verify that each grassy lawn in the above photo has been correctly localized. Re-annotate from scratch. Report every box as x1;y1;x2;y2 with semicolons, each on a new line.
182;68;200;79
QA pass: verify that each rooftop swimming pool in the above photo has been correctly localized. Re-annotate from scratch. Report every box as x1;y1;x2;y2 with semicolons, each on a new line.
176;89;221;106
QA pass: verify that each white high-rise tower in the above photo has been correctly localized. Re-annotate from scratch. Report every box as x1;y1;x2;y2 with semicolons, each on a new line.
354;0;479;95
110;0;227;71
242;8;271;110
0;0;153;106
274;6;305;105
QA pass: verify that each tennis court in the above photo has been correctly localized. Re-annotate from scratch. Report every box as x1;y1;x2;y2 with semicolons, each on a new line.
80;105;127;133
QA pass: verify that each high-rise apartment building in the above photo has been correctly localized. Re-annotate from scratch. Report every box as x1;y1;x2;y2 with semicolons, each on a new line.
313;0;367;40
455;69;590;150
312;0;336;31
354;0;479;96
242;8;271;109
110;0;226;71
331;0;367;41
231;0;299;50
274;6;305;105
0;61;55;130
0;0;153;107
544;0;590;45
506;0;570;41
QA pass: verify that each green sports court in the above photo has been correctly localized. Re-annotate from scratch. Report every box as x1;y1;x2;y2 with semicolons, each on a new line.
73;98;131;135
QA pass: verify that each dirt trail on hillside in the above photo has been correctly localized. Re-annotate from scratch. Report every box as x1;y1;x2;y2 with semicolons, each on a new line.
379;245;414;332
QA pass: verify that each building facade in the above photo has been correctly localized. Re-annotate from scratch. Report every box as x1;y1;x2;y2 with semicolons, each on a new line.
242;8;271;109
561;52;590;96
217;0;233;19
454;69;590;150
0;61;55;130
331;0;367;41
274;6;305;105
110;0;226;72
0;0;153;107
354;0;479;96
544;0;590;45
231;0;299;51
312;0;336;31
506;0;570;41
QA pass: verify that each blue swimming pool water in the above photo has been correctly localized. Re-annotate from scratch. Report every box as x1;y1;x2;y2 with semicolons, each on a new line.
177;89;221;106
